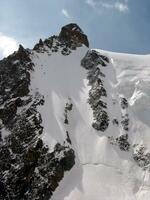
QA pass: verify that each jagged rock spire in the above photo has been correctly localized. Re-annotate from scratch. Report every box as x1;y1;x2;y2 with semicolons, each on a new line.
59;23;89;47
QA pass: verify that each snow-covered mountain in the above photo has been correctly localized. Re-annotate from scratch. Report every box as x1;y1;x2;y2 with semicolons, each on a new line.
0;24;150;200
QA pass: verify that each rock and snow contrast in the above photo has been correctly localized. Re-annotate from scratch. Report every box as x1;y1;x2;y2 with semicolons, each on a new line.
0;23;150;200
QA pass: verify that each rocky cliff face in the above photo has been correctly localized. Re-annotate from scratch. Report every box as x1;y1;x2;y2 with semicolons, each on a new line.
0;24;84;200
0;24;150;200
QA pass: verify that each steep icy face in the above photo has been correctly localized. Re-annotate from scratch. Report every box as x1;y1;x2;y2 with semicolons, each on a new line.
1;23;150;200
51;49;132;200
52;50;150;199
97;50;150;156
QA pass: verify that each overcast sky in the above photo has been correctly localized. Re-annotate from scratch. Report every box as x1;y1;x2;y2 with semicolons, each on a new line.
0;0;150;59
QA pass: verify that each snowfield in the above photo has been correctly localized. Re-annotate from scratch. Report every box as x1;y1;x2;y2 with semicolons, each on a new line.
30;44;150;200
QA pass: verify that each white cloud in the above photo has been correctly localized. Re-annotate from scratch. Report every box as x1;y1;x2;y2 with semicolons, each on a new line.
0;33;18;59
61;9;71;19
101;2;114;9
86;0;129;13
114;2;128;12
86;0;96;8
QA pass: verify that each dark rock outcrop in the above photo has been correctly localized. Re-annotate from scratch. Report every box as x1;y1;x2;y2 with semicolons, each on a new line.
120;97;128;109
59;23;89;48
81;50;109;132
81;50;109;70
133;145;150;170
121;114;129;131
64;100;73;125
116;134;130;151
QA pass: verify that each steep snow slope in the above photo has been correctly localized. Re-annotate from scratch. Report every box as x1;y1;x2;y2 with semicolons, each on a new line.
99;50;150;149
50;50;150;200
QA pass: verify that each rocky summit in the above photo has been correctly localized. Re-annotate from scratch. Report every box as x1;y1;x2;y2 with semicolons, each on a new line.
0;24;150;200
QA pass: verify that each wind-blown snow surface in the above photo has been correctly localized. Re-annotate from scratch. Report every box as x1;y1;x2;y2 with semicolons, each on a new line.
30;46;150;200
